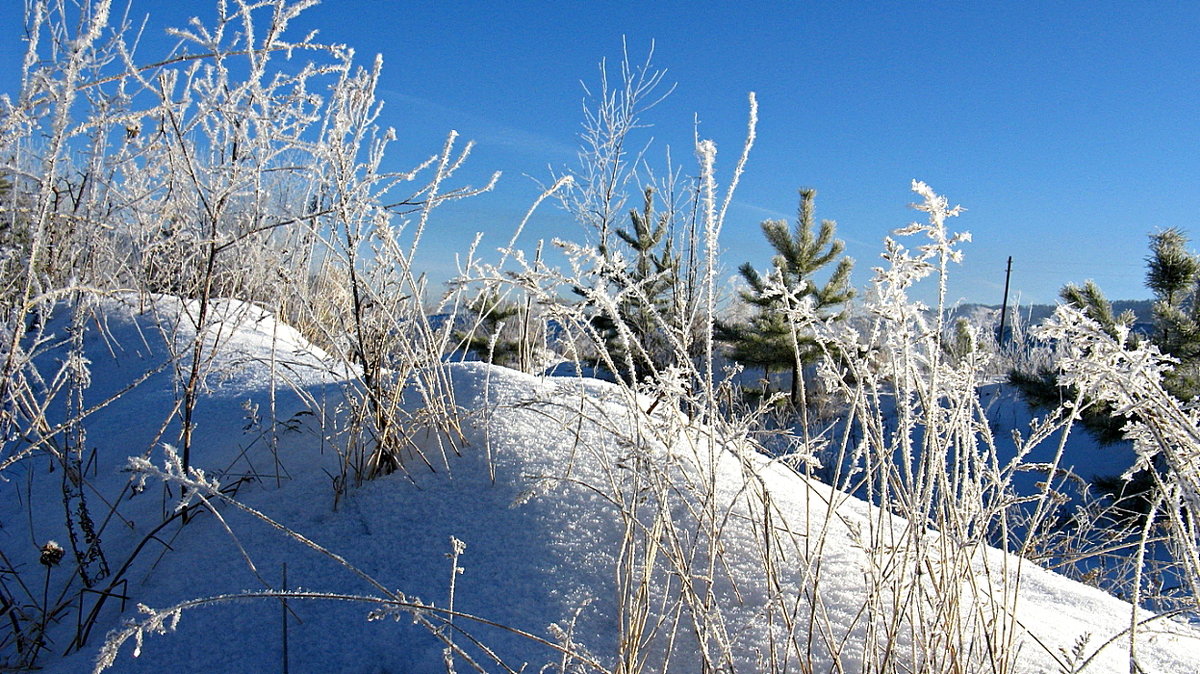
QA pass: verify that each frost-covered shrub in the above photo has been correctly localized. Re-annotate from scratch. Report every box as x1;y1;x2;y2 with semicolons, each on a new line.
1038;306;1200;615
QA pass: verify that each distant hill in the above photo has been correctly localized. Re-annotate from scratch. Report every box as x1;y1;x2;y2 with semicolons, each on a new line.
951;299;1155;328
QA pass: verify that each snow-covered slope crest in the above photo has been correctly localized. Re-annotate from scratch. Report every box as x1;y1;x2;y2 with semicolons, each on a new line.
436;362;1200;673
25;292;349;401
11;298;1198;672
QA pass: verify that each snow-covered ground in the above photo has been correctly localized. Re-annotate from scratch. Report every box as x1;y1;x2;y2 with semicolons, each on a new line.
4;295;1198;672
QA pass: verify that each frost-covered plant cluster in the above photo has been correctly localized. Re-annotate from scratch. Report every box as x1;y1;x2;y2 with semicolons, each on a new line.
1;1;1198;672
0;0;490;665
1039;307;1200;610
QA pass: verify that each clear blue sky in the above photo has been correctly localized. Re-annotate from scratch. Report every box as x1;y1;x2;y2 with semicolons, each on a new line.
3;1;1198;306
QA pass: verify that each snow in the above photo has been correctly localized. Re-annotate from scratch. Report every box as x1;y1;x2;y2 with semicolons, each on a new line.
4;295;1198;672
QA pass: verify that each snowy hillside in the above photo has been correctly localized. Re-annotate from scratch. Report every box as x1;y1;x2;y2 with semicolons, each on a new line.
5;2;1200;671
3;295;1195;673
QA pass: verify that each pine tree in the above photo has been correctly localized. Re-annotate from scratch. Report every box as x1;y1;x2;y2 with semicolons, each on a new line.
456;291;523;367
615;186;679;366
720;188;854;406
1009;280;1133;444
1145;228;1200;397
1059;280;1138;343
619;187;676;287
1147;227;1198;308
580;186;682;382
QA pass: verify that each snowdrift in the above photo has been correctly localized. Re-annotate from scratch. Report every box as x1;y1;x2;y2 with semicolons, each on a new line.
4;295;1197;672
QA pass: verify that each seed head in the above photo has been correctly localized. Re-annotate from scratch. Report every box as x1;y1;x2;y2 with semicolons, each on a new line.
39;540;65;567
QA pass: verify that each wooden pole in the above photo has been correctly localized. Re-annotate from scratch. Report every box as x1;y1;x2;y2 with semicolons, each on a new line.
998;256;1013;346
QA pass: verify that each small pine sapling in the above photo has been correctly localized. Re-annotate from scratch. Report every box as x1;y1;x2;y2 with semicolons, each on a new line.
1145;228;1200;398
719;188;854;406
599;186;683;381
456;291;523;367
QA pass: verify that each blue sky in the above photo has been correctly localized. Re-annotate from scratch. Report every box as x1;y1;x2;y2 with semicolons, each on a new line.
3;1;1198;306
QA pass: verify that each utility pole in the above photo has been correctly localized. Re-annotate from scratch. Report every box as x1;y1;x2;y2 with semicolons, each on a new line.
998;256;1013;346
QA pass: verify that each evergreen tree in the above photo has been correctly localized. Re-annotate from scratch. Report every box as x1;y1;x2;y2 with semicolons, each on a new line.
1145;228;1200;398
1009;281;1133;445
456;291;523;367
944;316;978;365
580;186;682;382
1146;227;1198;308
719;188;854;406
1059;280;1138;344
615;186;680;368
